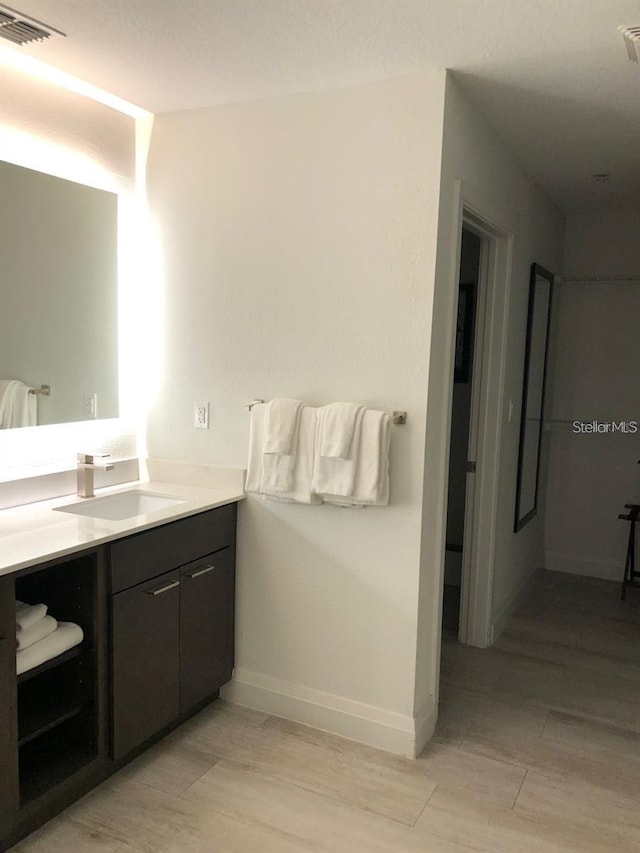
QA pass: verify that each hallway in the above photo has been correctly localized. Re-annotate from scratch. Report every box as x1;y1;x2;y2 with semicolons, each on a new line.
438;570;640;850
12;572;640;853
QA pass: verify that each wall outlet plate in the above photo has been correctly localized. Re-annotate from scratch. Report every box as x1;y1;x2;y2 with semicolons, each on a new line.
194;401;209;429
83;392;97;419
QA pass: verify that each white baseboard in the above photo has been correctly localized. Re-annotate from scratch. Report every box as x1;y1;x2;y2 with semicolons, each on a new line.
545;551;621;582
490;570;539;643
221;667;435;759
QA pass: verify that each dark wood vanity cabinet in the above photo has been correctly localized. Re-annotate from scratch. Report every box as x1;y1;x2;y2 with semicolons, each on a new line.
0;501;237;851
0;579;20;832
0;549;109;851
110;503;237;760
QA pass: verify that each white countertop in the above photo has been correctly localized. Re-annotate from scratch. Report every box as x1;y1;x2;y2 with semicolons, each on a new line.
0;478;245;576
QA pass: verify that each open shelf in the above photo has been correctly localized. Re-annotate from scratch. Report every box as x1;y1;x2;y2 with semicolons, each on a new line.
19;708;97;805
18;647;93;747
17;644;85;684
14;554;100;807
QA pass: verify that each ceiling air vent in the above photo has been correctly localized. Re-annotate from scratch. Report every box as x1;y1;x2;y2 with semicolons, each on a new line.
0;3;65;46
620;25;640;62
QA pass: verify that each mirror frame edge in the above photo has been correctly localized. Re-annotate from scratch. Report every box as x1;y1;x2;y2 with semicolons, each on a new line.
514;261;555;533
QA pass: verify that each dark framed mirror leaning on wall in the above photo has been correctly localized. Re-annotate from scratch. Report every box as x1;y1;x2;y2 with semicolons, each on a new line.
514;263;554;532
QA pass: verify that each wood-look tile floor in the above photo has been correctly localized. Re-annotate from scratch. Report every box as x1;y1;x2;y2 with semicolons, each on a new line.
14;571;640;852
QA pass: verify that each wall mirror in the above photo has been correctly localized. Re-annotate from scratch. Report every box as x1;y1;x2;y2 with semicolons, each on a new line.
0;160;119;429
514;263;554;532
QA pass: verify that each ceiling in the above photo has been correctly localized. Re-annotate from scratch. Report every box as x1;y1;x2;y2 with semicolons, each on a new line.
3;0;640;213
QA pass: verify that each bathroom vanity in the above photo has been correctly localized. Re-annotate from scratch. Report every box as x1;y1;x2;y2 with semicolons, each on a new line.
0;479;243;851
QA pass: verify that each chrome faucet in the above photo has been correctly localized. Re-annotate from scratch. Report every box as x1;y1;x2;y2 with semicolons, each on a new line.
77;452;115;498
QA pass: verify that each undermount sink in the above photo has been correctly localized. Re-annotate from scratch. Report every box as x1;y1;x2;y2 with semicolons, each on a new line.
54;490;187;521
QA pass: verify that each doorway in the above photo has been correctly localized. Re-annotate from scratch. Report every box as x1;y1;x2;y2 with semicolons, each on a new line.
442;227;483;640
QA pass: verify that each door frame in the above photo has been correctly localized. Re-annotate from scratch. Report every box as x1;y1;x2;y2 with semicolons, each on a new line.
453;188;513;648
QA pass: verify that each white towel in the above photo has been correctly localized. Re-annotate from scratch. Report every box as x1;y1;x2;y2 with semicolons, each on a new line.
0;380;36;428
324;410;391;506
318;402;365;459
263;398;303;454
246;404;321;504
16;615;58;650
261;402;302;492
15;601;48;631
16;621;84;675
312;405;365;497
245;403;267;495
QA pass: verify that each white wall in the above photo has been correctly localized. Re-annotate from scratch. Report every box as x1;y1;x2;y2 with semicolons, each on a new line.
415;75;564;710
146;73;447;755
544;209;640;580
0;64;138;485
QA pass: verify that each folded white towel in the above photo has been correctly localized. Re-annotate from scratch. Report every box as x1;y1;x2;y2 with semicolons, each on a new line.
324;410;390;506
312;405;365;497
263;398;303;455
16;614;58;650
16;621;84;675
246;404;321;504
15;601;48;631
261;405;301;493
318;402;365;459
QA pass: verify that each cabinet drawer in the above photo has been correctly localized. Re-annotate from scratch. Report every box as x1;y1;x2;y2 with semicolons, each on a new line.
110;503;236;593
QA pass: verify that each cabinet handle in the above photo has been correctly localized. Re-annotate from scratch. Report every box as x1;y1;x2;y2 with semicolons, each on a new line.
147;579;180;596
184;564;216;579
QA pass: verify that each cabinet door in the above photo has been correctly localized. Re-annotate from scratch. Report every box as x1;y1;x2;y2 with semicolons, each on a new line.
111;570;180;760
179;548;235;713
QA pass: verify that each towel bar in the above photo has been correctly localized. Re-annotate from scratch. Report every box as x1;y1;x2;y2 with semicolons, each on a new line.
245;400;406;425
28;385;50;396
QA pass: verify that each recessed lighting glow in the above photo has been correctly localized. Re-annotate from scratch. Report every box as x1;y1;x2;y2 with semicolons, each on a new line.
0;43;150;118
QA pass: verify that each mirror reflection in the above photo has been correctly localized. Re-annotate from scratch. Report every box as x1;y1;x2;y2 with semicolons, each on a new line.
0;161;119;429
514;263;554;531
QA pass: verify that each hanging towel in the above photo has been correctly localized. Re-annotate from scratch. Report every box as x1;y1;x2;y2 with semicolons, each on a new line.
324;410;391;506
245;403;267;495
263;398;303;454
16;615;58;650
15;601;48;631
312;404;365;498
318;402;365;459
246;404;320;504
261;400;303;493
16;621;84;675
0;380;36;428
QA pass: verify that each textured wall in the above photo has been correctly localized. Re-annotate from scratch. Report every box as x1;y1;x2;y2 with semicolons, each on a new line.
415;75;564;706
544;209;640;579
146;73;446;752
